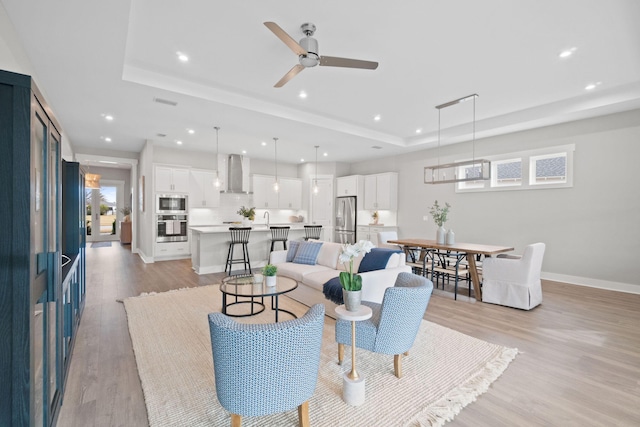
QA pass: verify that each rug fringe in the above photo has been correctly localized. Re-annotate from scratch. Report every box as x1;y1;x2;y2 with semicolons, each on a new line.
408;347;518;426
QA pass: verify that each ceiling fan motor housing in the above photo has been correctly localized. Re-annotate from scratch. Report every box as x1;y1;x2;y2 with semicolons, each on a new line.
299;37;320;67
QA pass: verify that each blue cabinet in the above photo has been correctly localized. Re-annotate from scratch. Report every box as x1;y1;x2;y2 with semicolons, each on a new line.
0;69;83;427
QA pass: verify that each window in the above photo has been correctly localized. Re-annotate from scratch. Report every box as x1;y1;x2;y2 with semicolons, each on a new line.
530;153;567;185
491;158;522;187
456;164;485;190
456;144;574;193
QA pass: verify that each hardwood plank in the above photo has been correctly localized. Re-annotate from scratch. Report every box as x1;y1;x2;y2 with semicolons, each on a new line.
57;244;640;426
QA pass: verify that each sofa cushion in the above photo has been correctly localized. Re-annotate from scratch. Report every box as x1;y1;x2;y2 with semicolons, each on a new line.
286;240;301;262
316;242;341;269
358;248;402;273
303;269;341;292
276;262;331;283
293;241;323;265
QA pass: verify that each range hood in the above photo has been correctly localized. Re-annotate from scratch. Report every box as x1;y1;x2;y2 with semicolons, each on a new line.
222;154;251;194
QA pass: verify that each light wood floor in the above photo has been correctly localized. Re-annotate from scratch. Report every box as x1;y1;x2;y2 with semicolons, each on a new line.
57;243;640;426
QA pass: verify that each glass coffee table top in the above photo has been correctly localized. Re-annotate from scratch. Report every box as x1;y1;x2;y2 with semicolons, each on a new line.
220;275;298;322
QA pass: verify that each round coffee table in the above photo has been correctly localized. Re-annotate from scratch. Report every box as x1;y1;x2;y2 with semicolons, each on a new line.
220;275;298;322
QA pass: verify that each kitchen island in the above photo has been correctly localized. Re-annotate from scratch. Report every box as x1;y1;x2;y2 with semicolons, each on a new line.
190;224;308;274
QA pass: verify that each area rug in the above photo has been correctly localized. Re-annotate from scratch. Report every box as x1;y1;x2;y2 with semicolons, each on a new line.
90;241;112;248
123;285;517;427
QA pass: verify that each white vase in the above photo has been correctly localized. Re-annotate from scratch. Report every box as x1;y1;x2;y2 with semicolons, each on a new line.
265;275;277;287
343;289;362;312
436;226;446;244
446;229;455;245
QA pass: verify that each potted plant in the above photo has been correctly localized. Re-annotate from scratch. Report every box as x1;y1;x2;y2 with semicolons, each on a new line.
339;240;374;311
237;206;256;224
430;200;451;244
262;264;278;287
120;206;132;222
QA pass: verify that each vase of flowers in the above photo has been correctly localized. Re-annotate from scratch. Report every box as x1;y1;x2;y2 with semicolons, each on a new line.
430;200;451;244
120;206;132;222
371;210;379;225
339;240;374;311
262;264;277;287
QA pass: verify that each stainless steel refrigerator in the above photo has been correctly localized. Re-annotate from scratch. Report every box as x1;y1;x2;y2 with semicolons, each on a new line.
335;196;357;244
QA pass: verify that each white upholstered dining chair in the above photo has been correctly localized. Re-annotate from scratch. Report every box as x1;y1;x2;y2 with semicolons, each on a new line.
481;242;545;310
377;231;401;249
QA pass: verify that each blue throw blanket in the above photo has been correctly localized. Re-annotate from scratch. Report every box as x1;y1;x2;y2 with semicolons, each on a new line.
322;248;401;304
323;277;344;304
358;248;401;273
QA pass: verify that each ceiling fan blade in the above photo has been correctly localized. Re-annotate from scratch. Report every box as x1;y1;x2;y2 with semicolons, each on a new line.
319;56;379;70
274;64;305;88
264;22;308;56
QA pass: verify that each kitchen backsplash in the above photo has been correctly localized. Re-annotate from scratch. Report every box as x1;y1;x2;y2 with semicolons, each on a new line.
189;193;306;226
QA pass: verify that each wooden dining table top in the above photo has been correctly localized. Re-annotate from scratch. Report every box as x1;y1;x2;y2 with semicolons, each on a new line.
387;238;514;255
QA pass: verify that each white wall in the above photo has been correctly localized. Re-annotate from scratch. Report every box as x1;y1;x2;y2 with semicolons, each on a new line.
350;109;640;292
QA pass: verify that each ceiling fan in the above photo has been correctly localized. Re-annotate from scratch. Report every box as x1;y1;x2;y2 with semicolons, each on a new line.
264;21;379;88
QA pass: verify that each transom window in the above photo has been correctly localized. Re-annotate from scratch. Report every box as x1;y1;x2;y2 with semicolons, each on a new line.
456;144;574;193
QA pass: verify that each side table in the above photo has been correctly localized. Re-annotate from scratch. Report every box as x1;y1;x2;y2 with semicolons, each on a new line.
334;304;373;406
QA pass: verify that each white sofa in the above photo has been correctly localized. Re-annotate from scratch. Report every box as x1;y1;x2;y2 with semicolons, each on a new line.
269;241;411;316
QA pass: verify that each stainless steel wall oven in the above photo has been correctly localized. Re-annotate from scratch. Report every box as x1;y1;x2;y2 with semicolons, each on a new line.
157;214;188;242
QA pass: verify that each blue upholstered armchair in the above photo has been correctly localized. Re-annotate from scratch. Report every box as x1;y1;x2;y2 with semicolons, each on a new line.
208;304;325;427
336;272;433;378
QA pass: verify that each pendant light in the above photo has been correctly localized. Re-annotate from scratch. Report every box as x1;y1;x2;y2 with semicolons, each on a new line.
273;137;279;192
424;93;491;184
213;126;222;188
313;145;319;195
85;165;101;189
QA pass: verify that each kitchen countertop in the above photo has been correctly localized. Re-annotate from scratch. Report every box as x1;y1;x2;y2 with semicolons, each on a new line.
190;223;309;234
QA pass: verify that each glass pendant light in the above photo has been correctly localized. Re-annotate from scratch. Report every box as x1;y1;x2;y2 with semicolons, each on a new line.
213;126;222;188
313;145;319;195
273;137;279;192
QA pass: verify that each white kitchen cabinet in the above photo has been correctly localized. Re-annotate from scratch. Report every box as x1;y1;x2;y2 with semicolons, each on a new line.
189;169;220;208
336;175;363;196
278;177;302;209
155;241;191;260
252;175;279;208
364;172;398;210
155;166;190;193
358;225;398;247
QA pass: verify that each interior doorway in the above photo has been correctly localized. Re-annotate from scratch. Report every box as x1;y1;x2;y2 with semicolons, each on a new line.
86;180;124;242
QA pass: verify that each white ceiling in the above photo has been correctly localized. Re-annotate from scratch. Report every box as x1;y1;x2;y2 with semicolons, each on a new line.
3;0;640;165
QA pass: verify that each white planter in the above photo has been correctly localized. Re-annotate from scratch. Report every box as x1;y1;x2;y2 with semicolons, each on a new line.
343;289;362;312
436;226;446;244
265;275;277;287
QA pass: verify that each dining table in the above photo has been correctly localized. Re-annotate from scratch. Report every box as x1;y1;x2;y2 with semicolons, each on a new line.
387;238;514;301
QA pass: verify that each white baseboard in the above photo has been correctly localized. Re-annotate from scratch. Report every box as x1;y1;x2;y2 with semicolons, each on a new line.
542;272;639;294
137;250;154;264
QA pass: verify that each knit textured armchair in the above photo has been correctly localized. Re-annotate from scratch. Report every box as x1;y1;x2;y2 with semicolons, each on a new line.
336;272;433;378
208;304;325;427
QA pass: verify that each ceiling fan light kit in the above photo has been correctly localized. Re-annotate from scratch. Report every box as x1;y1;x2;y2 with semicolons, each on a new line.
264;21;379;87
424;94;491;185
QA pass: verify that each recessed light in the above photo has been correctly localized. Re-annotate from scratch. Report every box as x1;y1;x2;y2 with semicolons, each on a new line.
585;82;602;90
300;158;305;162
176;140;183;145
374;114;381;121
187;129;195;134
416;128;422;134
242;150;247;154
299;91;307;99
261;141;267;146
177;51;189;62
323;152;328;157
104;137;112;142
103;114;114;121
559;47;577;58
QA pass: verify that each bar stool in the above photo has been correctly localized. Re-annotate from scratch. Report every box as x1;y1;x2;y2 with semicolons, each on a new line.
269;226;290;252
225;227;252;276
304;225;323;241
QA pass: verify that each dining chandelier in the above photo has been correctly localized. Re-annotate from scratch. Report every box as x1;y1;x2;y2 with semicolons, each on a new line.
424;93;490;184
